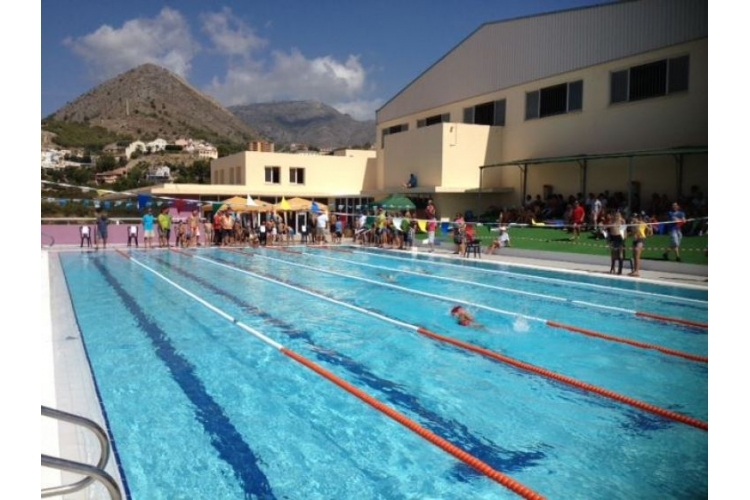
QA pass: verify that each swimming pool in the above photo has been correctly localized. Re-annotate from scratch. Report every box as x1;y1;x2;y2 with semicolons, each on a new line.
57;246;708;499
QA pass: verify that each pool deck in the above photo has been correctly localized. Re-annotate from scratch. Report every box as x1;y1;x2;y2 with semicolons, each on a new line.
40;243;706;498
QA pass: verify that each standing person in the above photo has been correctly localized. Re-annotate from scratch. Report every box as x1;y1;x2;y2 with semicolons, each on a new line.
333;216;343;244
452;213;465;254
571;200;585;241
425;199;436;220
203;218;213;247
608;212;625;275
213;209;223;246
315;210;329;244
188;209;200;247
629;214;648;277
426;214;437;253
222;210;235;246
375;207;387;247
663;202;686;262
142;207;155;249
157;207;172;247
95;208;109;250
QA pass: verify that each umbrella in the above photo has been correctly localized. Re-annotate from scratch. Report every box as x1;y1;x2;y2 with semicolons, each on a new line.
275;197;293;211
370;194;416;211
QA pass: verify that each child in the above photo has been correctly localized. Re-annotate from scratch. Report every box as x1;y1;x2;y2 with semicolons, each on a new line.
487;227;511;254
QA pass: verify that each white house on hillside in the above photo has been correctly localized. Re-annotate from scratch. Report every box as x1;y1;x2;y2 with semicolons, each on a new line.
125;141;146;159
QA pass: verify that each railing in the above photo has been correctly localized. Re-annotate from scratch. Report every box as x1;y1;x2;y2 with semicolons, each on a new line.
41;406;123;500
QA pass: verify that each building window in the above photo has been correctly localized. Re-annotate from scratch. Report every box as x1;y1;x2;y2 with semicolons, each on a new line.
463;99;506;126
381;123;408;147
289;167;305;184
265;166;280;184
526;81;583;120
417;113;450;128
235;166;242;185
610;55;689;104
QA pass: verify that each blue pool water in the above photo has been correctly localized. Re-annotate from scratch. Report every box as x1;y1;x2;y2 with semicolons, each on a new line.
58;247;708;500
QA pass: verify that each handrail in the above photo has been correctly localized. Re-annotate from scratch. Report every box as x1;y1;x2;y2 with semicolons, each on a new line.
41;406;122;500
42;455;122;500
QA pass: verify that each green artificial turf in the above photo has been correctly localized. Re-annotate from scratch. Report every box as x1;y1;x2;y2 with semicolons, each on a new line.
434;227;708;266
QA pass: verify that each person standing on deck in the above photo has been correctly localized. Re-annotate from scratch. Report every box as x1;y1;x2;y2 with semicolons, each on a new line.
663;202;686;262
95;208;109;250
142;207;155;249
157;207;172;248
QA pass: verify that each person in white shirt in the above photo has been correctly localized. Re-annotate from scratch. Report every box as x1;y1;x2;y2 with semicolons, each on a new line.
315;211;329;244
486;227;511;254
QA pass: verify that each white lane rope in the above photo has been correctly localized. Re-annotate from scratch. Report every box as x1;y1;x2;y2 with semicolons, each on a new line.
290;250;642;316
201;251;548;324
344;247;708;305
128;255;284;350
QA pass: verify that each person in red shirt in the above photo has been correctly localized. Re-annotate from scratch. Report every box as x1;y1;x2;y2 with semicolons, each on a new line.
571;200;586;241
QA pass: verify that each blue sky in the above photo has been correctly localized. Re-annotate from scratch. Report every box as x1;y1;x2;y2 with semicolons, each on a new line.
41;0;612;121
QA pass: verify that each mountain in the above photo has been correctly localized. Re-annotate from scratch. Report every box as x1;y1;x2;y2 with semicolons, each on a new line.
46;63;258;146
229;101;376;149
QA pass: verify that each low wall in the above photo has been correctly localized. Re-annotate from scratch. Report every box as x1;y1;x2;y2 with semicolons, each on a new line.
42;223;145;247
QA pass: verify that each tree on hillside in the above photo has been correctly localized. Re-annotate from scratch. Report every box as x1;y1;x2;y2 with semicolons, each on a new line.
173;159;211;184
96;154;117;172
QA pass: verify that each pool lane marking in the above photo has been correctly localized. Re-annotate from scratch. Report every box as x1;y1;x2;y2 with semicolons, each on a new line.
126;254;545;500
197;253;708;431
300;250;707;330
145;253;548;477
229;250;707;364
345;248;708;305
102;251;277;498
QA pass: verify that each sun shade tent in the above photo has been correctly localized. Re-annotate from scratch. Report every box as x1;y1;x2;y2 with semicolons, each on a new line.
282;197;328;212
369;194;416;211
203;196;274;213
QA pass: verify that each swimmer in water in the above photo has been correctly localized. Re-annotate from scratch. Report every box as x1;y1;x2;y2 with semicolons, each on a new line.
378;272;398;283
451;305;484;328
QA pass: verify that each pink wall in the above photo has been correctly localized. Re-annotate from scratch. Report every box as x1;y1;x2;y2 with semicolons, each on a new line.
42;224;144;247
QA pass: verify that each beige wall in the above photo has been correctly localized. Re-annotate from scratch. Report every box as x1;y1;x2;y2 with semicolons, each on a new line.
376;38;707;206
378;123;504;190
211;150;377;197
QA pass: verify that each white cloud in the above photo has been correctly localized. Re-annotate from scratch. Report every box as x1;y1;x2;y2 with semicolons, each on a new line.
64;8;198;80
330;99;383;121
201;7;267;56
205;48;376;118
64;7;382;121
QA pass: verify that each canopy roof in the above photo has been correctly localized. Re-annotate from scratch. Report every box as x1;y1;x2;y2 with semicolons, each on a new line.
275;197;328;212
370;194;416;211
203;196;273;212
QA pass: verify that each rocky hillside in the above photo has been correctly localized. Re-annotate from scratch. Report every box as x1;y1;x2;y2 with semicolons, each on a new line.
229;101;376;149
47;63;258;145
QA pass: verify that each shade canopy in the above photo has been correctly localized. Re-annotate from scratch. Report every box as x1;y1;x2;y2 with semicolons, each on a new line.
203;196;273;213
274;197;328;212
370;194;416;211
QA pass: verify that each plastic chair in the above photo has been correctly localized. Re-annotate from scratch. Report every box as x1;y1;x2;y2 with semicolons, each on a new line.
80;226;92;248
127;226;139;247
464;239;481;258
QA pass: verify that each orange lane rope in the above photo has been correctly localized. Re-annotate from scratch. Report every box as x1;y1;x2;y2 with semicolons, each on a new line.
416;327;707;431
545;321;707;363
282;348;546;500
634;311;708;329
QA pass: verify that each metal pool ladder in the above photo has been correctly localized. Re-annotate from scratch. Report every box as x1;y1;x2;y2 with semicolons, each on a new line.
41;406;123;500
